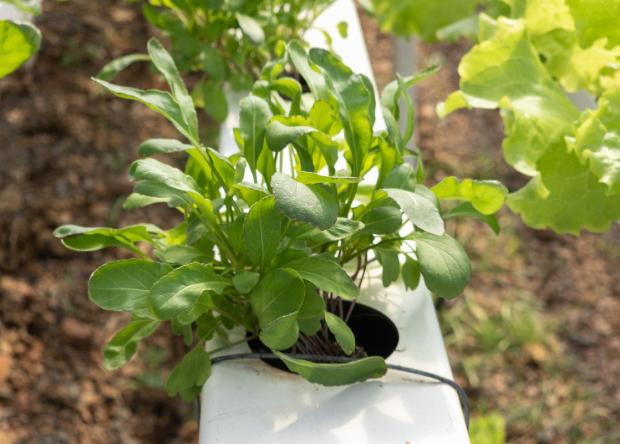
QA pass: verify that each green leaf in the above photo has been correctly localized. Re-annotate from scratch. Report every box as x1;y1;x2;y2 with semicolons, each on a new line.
129;158;201;195
232;271;260;294
53;224;160;252
138;138;193;157
384;188;444;235
149;263;229;320
285;255;359;299
92;78;194;142
166;345;211;401
88;260;172;315
147;38;198;143
243;197;282;269
381;66;439;149
271;173;338;230
296;172;361;185
324;312;355;355
275;353;387;386
415;233;471;299
287;40;328;100
123;193;169;209
383;163;416;191
309;48;374;175
202;80;229;123
569;90;620;195
297;285;325;335
156;245;209;265
376;249;400;287
96;53;150;81
0;20;40;79
402;256;421;290
250;269;305;350
298;218;365;243
233;182;269;206
265;119;315;152
567;0;620;47
508;141;620;234
103;319;159;370
438;18;579;176
432;177;508;215
239;95;272;178
236;13;265;43
370;0;478;41
360;204;402;235
444;202;501;234
199;47;226;80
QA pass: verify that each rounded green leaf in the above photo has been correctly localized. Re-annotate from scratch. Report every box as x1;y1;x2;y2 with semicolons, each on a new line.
415;233;471;299
166;345;211;401
360;205;402;235
275;353;387;386
250;269;305;350
385;188;445;235
103;319;160;370
402;256;421;291
243;197;282;269
88;260;172;315
149;263;230;320
324;312;355;355
284;255;359;299
236;13;265;43
271;173;338;230
297;285;325;335
138;138;193;157
432;176;508;215
0;20;40;79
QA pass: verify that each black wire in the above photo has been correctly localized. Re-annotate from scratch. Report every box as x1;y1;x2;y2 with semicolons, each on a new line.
211;352;470;430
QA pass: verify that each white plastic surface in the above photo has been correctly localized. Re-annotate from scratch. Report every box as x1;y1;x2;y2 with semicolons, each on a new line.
0;4;32;21
200;268;469;444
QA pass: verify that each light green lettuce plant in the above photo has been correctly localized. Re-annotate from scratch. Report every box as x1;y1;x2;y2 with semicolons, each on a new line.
367;0;620;235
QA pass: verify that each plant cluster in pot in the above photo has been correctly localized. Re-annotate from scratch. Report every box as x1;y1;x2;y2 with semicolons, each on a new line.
55;38;507;441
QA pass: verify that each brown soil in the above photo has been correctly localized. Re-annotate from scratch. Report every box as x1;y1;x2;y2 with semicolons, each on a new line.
1;1;194;443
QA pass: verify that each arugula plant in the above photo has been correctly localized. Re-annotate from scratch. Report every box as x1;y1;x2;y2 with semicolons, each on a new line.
368;0;620;235
106;0;335;123
55;38;507;400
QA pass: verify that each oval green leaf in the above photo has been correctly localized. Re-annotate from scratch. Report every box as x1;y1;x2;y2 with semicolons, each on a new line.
275;353;387;386
271;173;338;230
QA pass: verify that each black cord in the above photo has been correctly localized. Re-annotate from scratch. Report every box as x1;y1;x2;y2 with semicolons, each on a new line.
211;352;470;430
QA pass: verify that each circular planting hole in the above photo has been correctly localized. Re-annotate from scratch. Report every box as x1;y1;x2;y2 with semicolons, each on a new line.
247;301;399;372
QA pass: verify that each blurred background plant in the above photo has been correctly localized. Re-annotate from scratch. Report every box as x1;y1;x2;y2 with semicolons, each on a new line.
112;0;336;125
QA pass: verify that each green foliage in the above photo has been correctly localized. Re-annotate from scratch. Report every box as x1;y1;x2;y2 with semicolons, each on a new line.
106;0;333;121
438;1;620;234
0;19;40;79
469;413;506;444
56;40;502;398
275;352;387;386
368;0;480;41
